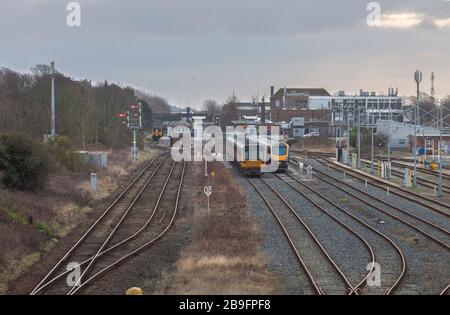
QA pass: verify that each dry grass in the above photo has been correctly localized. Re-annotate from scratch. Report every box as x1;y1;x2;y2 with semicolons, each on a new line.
155;162;278;295
174;254;274;295
0;146;157;293
291;137;336;153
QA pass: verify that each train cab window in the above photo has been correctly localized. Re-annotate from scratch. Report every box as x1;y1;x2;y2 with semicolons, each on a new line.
278;145;287;156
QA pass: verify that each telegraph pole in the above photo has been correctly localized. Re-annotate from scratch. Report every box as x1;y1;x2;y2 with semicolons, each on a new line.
413;70;422;188
371;115;374;174
50;61;56;139
387;99;392;179
438;99;443;197
347;104;351;165
357;100;361;168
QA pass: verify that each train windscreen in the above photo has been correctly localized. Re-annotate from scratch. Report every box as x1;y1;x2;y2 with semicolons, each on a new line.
277;144;287;156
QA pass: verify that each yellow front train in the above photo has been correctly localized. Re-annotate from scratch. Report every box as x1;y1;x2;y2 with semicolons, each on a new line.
260;139;290;173
226;134;289;176
228;136;264;176
152;127;163;140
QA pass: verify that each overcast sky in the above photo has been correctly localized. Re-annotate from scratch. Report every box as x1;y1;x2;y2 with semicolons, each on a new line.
1;0;450;108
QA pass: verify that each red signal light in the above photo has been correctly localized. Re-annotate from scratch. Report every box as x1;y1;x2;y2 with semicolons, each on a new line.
116;113;128;118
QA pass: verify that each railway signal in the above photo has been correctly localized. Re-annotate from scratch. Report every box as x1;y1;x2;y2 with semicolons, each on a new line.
116;113;129;125
127;103;143;160
116;103;143;160
115;113;128;118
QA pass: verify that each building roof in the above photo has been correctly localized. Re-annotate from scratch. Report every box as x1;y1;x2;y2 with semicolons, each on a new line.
273;88;331;97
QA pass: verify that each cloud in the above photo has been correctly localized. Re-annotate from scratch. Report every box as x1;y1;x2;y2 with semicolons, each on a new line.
1;0;450;106
368;10;450;30
379;12;425;29
433;18;450;29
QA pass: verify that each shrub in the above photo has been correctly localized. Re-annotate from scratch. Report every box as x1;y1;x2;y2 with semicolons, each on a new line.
0;134;49;191
47;136;88;172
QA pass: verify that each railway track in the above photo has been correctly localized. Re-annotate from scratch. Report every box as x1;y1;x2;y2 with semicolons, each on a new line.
147;142;171;152
249;176;366;295
31;155;185;295
291;156;450;293
296;150;450;181
296;157;450;248
441;284;450;295
275;172;406;295
359;159;450;194
70;161;186;294
387;160;450;180
306;153;450;218
367;154;450;175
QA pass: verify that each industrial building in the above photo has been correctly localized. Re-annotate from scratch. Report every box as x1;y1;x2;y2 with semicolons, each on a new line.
219;87;406;139
269;87;332;136
408;134;450;157
376;120;444;151
270;87;331;109
268;87;404;137
328;89;404;130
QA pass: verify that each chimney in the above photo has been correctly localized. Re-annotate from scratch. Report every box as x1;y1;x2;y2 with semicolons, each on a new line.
270;86;275;97
261;97;266;125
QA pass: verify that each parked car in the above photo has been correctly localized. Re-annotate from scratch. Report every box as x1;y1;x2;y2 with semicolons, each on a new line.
304;132;320;138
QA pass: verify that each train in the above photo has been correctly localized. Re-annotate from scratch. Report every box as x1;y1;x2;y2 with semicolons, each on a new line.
226;133;290;176
152;127;163;141
259;137;290;173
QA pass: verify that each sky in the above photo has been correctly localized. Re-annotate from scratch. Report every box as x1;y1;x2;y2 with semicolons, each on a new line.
1;0;450;108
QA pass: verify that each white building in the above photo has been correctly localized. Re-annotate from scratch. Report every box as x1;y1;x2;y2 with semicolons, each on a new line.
308;89;404;128
376;120;442;150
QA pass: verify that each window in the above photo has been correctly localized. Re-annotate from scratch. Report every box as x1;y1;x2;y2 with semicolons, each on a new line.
278;145;287;156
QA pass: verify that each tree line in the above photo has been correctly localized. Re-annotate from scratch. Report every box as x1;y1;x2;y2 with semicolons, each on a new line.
0;65;172;150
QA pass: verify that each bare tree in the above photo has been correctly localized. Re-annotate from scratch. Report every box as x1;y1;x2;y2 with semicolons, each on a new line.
225;93;239;106
0;66;169;150
203;99;222;115
250;93;259;105
135;90;171;113
221;93;240;128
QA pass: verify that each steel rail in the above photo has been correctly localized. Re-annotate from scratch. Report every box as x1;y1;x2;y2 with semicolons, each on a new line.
70;161;186;294
30;153;167;295
292;150;450;178
295;159;450;251
300;159;450;238
256;176;357;295
387;160;450;181
247;178;323;295
440;284;450;295
308;153;450;218
280;172;407;295
260;177;361;295
147;143;171;152
261;177;360;294
273;173;375;293
359;159;450;193
32;160;179;294
67;158;173;294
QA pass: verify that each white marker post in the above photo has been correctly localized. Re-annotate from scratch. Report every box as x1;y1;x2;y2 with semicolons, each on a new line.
204;185;212;216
